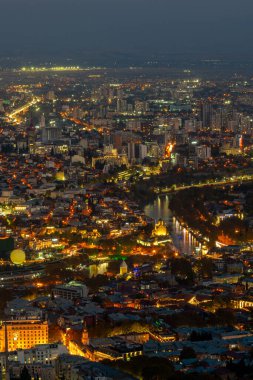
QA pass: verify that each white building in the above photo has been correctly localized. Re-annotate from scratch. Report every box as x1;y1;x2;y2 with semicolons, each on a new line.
195;145;212;160
53;281;89;300
16;343;68;365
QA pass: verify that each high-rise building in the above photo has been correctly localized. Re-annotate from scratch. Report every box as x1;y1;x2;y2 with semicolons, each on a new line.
27;120;36;153
47;91;55;101
195;145;212;160
0;99;5;113
42;126;61;143
135;101;149;114
117;99;128;113
113;133;123;151
127;143;147;162
139;144;148;160
212;107;231;132
127;142;137;162
200;102;213;128
40;114;46;129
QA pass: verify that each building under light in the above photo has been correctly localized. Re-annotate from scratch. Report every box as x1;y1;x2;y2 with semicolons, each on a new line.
137;219;172;247
0;320;48;352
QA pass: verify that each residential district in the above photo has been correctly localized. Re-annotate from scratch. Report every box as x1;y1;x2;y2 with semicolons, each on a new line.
1;66;253;379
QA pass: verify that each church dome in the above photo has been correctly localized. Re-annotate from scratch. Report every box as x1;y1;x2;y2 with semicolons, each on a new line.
120;261;128;268
152;219;168;237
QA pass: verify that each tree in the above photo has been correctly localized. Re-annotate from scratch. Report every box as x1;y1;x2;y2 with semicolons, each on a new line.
103;356;174;380
142;365;169;380
20;366;31;380
194;258;213;279
180;346;197;360
214;308;235;326
170;258;195;284
190;331;212;342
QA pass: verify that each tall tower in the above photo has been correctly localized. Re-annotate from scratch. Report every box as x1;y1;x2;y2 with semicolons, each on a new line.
40;114;46;129
27;119;36;153
200;102;213;129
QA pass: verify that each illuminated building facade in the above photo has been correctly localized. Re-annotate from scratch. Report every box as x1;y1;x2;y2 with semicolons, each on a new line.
120;261;128;276
0;320;48;352
137;219;172;247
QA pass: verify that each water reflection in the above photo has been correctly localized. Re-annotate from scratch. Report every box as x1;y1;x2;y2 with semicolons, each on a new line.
144;195;201;255
144;195;171;222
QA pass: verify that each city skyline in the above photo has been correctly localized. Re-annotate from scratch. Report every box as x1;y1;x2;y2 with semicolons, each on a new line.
1;1;253;379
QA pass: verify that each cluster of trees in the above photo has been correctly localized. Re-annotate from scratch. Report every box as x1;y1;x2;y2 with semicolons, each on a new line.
88;321;151;339
170;187;218;246
170;185;253;245
189;331;212;342
129;182;156;205
219;216;253;242
103;356;174;380
168;257;213;285
104;355;223;380
226;358;253;378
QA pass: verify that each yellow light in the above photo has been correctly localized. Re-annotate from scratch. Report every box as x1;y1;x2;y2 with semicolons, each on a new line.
165;142;175;158
10;249;26;265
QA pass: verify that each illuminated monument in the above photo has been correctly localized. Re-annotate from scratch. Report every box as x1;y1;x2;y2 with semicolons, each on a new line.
137;219;171;247
151;219;168;238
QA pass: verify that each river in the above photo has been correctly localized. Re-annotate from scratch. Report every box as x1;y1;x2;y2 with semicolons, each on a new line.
144;195;202;256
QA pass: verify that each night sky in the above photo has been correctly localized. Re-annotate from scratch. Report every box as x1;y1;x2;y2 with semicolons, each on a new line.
0;0;252;60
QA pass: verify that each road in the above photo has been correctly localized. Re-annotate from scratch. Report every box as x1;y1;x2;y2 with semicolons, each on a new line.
7;97;40;119
157;174;253;194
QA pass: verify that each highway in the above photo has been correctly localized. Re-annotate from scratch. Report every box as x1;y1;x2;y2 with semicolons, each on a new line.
157;174;253;194
7;98;40;119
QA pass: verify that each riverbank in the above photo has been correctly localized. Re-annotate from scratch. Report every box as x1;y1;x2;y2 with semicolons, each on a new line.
144;195;203;255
